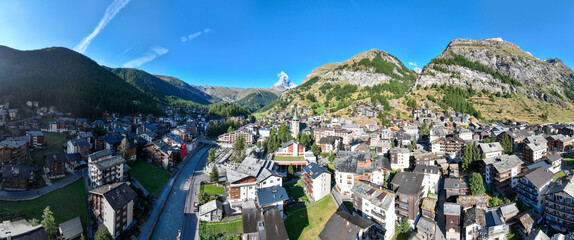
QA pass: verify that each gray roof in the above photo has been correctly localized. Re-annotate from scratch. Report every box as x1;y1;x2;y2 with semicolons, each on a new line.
257;186;288;206
318;211;374;240
413;165;440;175
521;167;555;189
199;199;223;215
0;220;49;240
391;172;424;196
499;203;519;218
88;149;114;162
351;181;395;211
546;175;574;198
526;135;547;144
544;154;562;163
483;154;524;173
226;169;251;183
526;142;547;152
443;203;461;215
319;136;342;144
93;155;126;171
90;182;137;211
444;178;469;190
58;217;82;240
527;230;550;240
45;152;68;165
463;207;486;228
334;151;378;175
485;208;503;227
242;208;288;240
416;216;437;233
479;142;504;153
303;163;330;179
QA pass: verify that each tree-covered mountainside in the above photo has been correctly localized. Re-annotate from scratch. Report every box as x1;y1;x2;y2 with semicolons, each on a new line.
154;75;217;103
234;90;279;112
109;68;211;106
208;102;250;118
0;45;162;118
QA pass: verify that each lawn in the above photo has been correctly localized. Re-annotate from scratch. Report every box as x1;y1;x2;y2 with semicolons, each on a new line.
554;170;567;182
564;153;574;166
200;218;243;235
285;179;308;203
284;196;337;240
0;179;87;234
130;159;171;196
30;132;67;166
273;155;305;161
200;184;225;195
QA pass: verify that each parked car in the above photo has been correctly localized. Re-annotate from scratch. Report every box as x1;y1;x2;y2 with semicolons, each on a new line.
193;202;199;212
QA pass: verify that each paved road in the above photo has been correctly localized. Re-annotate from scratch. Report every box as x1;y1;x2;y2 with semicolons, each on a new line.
434;188;446;240
0;173;81;201
139;146;207;240
180;147;210;240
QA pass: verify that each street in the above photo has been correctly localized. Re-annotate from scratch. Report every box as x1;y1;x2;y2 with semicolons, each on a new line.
180;145;210;240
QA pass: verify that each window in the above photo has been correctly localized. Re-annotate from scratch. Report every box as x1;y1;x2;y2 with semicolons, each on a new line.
401;198;408;203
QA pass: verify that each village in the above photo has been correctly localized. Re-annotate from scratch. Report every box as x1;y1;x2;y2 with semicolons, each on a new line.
1;99;574;240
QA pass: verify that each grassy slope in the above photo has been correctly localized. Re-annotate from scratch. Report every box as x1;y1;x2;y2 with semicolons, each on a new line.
30;132;67;165
0;179;87;233
130;160;171;196
200;184;225;195
284;196;337;240
200;218;243;235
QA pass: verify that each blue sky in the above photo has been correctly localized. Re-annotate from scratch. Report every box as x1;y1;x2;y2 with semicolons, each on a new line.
1;0;573;88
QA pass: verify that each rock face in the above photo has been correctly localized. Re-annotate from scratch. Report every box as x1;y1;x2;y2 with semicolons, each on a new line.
301;49;416;87
414;37;574;105
271;71;297;91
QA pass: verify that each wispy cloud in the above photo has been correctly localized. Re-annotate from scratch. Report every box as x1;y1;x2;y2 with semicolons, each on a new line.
117;47;132;58
74;0;131;54
181;28;212;42
122;46;168;68
408;62;417;67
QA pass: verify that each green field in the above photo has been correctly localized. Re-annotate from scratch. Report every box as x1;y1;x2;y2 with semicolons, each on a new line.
30;132;67;165
273;155;305;161
564;153;574;166
200;184;225;195
0;179;87;234
200;218;243;235
284;196;337;240
130;160;171;196
554;171;567;182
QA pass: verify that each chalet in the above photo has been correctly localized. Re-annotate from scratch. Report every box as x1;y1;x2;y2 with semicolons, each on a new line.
1;165;35;191
421;195;438;220
463;207;508;240
257;186;289;214
544;175;574;233
478;142;504;159
416;216;437;240
413;152;444;166
66;139;91;160
302;163;331;202
318;211;382;240
431;137;466;156
199;200;223;222
90;182;137;238
226;157;282;207
547;134;573;152
242;208;288;240
319;136;343;153
44;152;67;179
59;217;83;240
144;141;180;168
523;142;547;163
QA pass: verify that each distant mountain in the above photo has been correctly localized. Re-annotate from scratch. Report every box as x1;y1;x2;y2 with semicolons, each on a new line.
154;75;217;103
192;85;245;102
234;90;279;112
271;71;297;91
0;45;161;118
108;68;211;106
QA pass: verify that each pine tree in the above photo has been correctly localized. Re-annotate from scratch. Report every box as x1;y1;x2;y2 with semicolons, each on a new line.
469;173;486;195
287;164;294;179
210;165;219;182
207;148;216;162
400;217;410;233
311;143;320;156
500;135;513;154
41;206;57;239
119;137;130;161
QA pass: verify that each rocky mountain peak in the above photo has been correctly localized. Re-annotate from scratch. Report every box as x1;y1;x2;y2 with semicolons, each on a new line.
271;71;297;91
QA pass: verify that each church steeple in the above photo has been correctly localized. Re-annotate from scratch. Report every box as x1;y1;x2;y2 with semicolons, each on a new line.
293;107;299;121
291;106;300;138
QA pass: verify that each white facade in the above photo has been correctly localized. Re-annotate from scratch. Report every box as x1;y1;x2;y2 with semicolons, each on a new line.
390;149;411;170
259;176;282;189
310;172;331;201
465;223;484;240
336;171;355;195
360;196;396;240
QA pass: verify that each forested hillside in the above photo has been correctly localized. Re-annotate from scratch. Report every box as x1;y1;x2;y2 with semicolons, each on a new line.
0;46;161;118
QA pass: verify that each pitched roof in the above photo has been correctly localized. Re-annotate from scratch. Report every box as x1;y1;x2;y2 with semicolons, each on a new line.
44;152;68;165
391;172;424;196
257;186;288;206
318;211;374;240
262;208;289;240
483;154;524;173
463;207;486;228
416;216;437;233
546;175;574;198
58;217;83;240
413;165;440;175
444;178;469;190
90;182;137;211
479;142;504;153
199;200;222;215
527;229;550;240
0;220;49;240
93;155;126;171
88;149;114;162
521;167;555;189
485;208;503;227
443;203;461;215
303;162;330;179
351;181;395;211
526;142;547;152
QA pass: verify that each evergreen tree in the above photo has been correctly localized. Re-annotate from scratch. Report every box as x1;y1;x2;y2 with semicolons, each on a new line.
119;137;130;161
207;148;216;162
233;134;246;162
461;143;473;172
469;173;486;195
41;206;57;239
95;227;113;240
500;135;513;154
210;166;219;182
311;143;320;156
287;164;295;180
29;218;39;226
